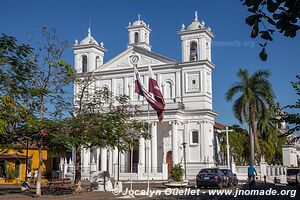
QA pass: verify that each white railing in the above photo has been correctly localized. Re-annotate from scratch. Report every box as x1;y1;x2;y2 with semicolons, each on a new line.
234;164;287;183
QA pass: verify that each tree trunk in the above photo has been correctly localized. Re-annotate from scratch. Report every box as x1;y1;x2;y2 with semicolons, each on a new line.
74;144;82;192
36;99;44;196
254;130;261;154
36;145;43;196
249;124;255;166
250;114;261;159
249;105;257;166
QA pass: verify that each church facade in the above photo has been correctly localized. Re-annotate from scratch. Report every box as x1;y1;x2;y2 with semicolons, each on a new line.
70;12;218;180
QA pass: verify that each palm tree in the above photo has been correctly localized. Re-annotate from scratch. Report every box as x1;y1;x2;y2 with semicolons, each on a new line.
257;105;279;140
226;69;275;165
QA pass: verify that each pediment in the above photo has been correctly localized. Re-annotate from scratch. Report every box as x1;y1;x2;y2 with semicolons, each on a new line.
94;46;176;72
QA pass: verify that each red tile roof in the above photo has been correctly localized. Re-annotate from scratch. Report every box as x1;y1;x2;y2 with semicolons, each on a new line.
0;153;32;159
214;121;226;130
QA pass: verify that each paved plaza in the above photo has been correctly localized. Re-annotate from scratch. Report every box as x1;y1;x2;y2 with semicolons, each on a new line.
0;181;299;200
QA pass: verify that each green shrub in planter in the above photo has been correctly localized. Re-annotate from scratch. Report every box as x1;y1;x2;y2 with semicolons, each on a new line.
171;164;183;182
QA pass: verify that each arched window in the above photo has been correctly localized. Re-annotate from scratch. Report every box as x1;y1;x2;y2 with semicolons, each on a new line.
95;56;101;68
0;160;6;178
191;130;199;144
190;41;198;61
82;55;87;73
103;86;109;103
134;32;139;44
164;81;172;99
15;160;21;178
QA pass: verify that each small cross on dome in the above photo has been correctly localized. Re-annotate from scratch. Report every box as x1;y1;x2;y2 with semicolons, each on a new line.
88;28;91;37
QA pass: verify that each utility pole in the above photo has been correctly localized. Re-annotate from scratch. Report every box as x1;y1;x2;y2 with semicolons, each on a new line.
219;127;233;169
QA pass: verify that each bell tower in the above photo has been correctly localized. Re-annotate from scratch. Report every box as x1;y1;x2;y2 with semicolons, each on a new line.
127;15;152;51
72;28;106;73
179;12;214;62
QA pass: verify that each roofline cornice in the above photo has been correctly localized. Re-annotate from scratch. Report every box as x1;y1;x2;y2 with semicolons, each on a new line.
178;28;214;38
72;44;107;52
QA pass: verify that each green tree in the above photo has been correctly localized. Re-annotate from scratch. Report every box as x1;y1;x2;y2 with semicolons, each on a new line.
280;75;300;139
257;105;286;164
219;125;250;165
28;26;75;196
226;69;275;165
0;34;37;135
59;76;148;192
242;0;300;61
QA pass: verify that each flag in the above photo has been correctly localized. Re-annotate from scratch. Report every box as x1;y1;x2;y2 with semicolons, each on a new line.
134;66;165;122
148;66;165;122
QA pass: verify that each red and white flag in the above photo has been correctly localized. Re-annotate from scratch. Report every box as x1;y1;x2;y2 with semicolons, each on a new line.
148;66;165;122
134;66;165;122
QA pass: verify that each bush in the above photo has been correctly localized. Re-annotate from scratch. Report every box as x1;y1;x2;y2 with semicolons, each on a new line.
6;165;15;182
170;164;183;182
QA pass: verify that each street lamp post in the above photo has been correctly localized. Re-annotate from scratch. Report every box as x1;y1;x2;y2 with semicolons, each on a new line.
146;140;150;191
25;138;29;182
182;142;187;181
117;147;120;181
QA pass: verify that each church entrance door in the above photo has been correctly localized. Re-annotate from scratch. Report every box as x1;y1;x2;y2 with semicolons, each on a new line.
166;151;172;177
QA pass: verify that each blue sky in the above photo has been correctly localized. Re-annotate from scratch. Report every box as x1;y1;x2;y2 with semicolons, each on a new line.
1;0;299;127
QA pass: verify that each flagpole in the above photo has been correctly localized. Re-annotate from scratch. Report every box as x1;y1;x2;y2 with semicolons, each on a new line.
145;65;150;191
130;144;133;191
147;97;150;191
133;63;165;190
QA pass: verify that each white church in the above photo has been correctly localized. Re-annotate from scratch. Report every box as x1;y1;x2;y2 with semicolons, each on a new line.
63;12;220;180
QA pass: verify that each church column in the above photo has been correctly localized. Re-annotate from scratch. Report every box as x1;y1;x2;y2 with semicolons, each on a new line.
181;40;185;62
87;52;91;71
202;121;208;163
90;148;96;172
145;140;151;173
108;148;113;175
101;148;107;171
112;147;118;178
139;137;145;166
74;54;79;72
201;121;206;162
95;148;100;171
82;147;90;174
138;136;145;179
199;121;203;161
112;78;116;101
175;71;181;101
113;147;118;164
120;152;126;173
172;121;179;165
207;122;214;163
151;122;158;173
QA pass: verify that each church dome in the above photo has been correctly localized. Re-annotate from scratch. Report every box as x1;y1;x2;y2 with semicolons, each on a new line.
131;14;147;26
80;28;99;46
187;11;205;31
132;19;146;26
187;21;201;30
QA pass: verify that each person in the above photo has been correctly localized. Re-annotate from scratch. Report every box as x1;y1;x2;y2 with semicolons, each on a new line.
248;165;257;181
27;170;32;181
